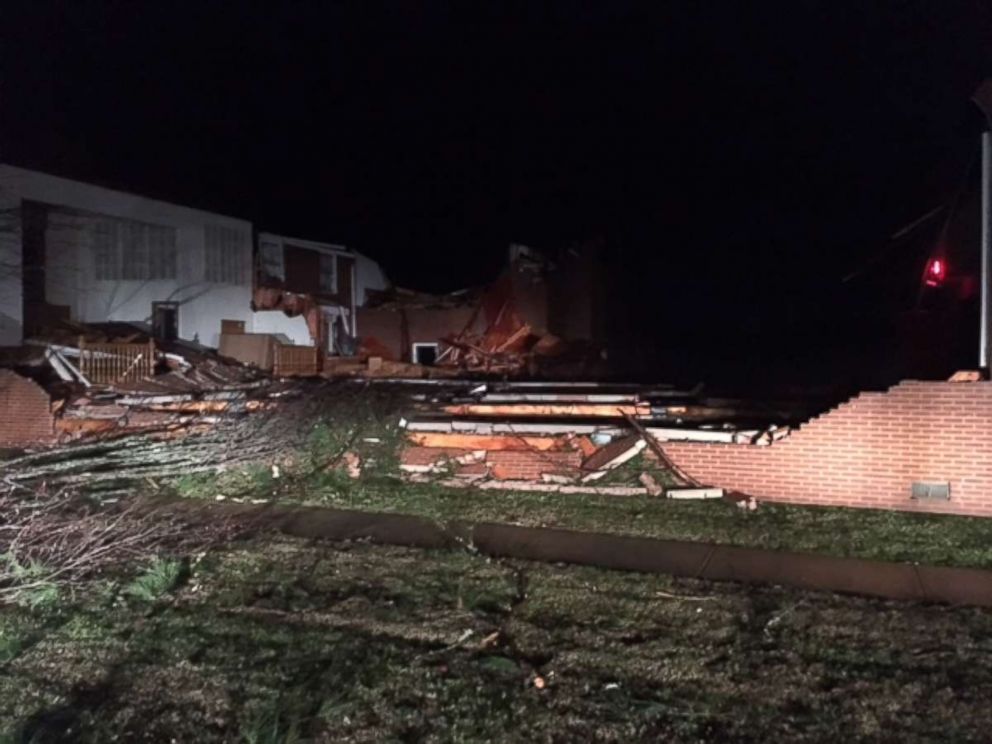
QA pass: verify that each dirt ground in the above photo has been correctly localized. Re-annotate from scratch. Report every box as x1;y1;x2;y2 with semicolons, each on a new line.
4;534;992;743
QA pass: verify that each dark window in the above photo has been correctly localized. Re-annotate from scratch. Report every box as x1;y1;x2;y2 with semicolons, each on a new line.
152;302;179;341
412;343;438;366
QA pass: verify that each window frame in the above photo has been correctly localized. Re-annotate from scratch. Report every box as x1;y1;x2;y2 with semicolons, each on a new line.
411;342;440;366
91;216;176;281
204;224;249;285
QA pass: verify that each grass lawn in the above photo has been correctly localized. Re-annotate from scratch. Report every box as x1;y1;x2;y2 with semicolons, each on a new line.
3;534;992;742
175;465;992;569
155;387;992;571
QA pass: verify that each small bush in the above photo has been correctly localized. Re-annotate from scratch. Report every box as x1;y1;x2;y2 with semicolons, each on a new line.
125;558;183;602
0;553;59;609
173;472;216;499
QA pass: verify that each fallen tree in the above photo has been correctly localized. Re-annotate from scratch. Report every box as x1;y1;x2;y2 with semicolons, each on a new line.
0;487;245;606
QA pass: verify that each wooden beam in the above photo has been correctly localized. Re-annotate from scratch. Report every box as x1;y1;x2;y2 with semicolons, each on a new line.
622;412;701;487
442;403;650;418
407;432;569;451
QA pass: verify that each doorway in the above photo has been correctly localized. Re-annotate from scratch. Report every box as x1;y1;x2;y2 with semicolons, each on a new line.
152;302;179;341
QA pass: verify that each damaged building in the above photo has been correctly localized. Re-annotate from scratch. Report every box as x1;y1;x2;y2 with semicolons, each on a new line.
221;232;389;373
0;164;388;373
0;163;256;349
357;242;609;375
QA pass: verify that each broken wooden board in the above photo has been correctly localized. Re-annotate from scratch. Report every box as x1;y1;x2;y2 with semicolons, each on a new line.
580;435;646;482
407;432;571;452
403;419;627;436
441;403;650;418
666;487;724;500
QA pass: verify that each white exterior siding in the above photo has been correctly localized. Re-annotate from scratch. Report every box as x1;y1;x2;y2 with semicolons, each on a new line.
0;164;254;348
0;191;21;346
354;251;389;306
251;310;311;346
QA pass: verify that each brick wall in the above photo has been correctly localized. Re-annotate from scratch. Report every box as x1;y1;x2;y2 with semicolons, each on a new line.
0;370;54;447
486;450;582;480
400;445;582;481
357;306;476;361
661;381;992;517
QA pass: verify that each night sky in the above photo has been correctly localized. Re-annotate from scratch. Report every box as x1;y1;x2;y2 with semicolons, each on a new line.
3;2;991;384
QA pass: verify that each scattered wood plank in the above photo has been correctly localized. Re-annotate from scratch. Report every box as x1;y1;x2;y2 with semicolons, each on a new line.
443;403;650;418
580;435;646;482
666;487;724;500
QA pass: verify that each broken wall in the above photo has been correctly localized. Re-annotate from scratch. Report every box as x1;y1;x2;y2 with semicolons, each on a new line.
400;445;584;481
661;380;992;517
355;252;390;305
357;306;476;361
547;242;608;342
250;311;312;347
0;369;54;447
505;269;549;335
218;333;277;370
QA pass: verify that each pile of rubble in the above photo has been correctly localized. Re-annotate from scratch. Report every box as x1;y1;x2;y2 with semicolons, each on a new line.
433;273;569;375
397;380;794;499
4;321;292;447
2;325;801;507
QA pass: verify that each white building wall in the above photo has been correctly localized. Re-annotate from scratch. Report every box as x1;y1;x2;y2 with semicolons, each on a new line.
250;310;311;346
0;164;254;349
354;251;390;306
0;190;22;345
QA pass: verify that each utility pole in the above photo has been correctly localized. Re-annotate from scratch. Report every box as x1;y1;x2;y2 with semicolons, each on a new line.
972;80;992;371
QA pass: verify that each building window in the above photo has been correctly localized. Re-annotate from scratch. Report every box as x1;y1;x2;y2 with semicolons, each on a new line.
147;225;177;279
205;224;248;284
412;343;439;366
92;220;117;280
319;253;337;293
120;222;148;280
92;217;177;281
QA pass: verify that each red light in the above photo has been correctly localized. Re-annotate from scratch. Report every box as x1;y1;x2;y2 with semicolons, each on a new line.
925;257;946;286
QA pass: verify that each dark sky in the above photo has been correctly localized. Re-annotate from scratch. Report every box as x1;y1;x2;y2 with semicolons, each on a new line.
3;2;991;379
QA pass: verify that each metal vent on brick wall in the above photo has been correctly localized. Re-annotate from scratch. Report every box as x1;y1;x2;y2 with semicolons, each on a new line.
911;482;950;500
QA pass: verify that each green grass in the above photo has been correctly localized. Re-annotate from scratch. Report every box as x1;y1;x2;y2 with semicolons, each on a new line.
4;534;992;742
175;467;992;569
180;468;992;569
124;557;184;602
159;386;992;571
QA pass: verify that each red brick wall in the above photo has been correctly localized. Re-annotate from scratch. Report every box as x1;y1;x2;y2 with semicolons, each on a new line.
0;370;54;447
661;381;992;517
486;450;582;480
357;307;476;361
400;445;582;481
356;308;404;360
